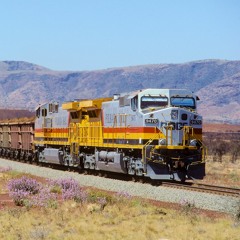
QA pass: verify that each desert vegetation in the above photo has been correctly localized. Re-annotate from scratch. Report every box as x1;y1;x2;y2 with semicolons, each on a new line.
202;132;240;187
0;167;239;240
204;132;240;163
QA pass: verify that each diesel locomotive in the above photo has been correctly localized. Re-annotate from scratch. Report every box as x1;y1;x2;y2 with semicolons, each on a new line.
0;88;206;182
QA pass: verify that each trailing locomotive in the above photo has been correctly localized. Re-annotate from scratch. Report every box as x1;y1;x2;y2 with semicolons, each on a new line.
0;89;206;182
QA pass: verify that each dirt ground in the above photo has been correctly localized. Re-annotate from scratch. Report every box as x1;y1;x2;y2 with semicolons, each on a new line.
203;123;240;132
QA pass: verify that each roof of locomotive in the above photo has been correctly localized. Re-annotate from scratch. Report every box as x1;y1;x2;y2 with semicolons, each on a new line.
123;88;195;99
35;89;196;111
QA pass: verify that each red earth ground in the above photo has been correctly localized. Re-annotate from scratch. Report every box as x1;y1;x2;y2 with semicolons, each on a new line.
203;123;240;132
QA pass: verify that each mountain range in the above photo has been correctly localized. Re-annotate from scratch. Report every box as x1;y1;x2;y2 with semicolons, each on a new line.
0;59;239;124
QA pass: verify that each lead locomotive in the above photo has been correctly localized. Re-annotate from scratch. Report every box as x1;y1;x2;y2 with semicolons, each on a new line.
33;88;205;182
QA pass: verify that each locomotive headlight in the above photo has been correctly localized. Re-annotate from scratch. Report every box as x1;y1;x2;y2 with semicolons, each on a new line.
171;110;178;120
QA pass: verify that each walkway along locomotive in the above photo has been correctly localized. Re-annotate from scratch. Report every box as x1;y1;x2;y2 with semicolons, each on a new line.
0;88;206;182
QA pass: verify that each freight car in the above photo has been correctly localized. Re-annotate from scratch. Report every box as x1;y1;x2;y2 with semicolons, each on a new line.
0;118;34;160
0;89;206;182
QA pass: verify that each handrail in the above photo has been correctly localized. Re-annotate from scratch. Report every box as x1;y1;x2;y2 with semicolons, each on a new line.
183;126;207;161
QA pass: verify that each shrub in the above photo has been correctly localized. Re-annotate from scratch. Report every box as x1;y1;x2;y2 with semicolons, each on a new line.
8;189;31;206
48;178;87;203
7;176;40;194
87;190;114;205
49;178;79;191
7;176;41;206
116;191;132;201
7;176;88;207
62;188;88;203
180;199;196;215
31;187;58;208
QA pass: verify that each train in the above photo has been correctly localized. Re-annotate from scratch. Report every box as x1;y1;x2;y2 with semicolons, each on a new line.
0;88;206;182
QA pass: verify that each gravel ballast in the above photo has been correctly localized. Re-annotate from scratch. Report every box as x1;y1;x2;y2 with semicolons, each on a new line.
0;158;239;215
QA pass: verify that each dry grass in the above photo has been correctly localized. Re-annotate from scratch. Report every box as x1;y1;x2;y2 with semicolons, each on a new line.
0;171;240;240
201;156;240;188
0;199;240;240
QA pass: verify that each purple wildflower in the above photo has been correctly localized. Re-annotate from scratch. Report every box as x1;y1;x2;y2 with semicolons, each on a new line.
9;189;30;206
31;187;57;207
116;191;132;199
7;176;40;194
48;178;87;203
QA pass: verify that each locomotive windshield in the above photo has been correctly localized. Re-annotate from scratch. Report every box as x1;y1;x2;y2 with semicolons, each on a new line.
141;96;168;109
170;97;195;109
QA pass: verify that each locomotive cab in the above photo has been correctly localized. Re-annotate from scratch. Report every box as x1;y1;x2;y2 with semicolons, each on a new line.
129;89;205;181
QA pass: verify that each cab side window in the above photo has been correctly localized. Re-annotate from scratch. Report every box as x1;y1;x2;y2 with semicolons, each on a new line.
131;96;138;111
41;108;47;117
36;108;40;118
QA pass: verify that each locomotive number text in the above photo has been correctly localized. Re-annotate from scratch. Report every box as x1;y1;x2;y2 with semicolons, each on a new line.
145;119;159;124
190;120;202;125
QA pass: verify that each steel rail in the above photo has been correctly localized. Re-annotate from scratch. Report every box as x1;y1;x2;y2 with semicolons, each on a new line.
161;181;240;198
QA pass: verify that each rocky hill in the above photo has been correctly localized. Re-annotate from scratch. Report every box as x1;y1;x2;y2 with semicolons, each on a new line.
0;60;239;124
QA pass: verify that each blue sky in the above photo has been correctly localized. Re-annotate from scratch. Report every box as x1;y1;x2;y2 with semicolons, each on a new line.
1;0;240;71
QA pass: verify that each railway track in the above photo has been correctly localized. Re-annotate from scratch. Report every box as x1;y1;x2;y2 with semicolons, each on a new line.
79;169;240;198
161;181;240;198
